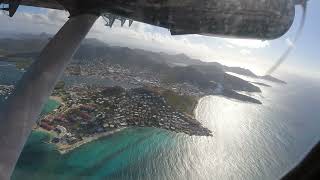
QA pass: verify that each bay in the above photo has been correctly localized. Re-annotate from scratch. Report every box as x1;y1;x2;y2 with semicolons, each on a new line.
10;74;320;180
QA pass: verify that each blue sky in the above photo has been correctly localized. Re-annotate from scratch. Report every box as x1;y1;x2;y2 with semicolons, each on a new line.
0;1;319;76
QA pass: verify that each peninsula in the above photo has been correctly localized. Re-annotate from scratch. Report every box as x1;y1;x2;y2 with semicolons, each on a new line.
0;35;288;153
36;85;211;153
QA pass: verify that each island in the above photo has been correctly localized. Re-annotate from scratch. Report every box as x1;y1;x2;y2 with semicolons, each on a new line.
36;84;211;154
0;34;288;153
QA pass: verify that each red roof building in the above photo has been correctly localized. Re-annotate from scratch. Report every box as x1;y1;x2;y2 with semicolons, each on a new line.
40;122;54;131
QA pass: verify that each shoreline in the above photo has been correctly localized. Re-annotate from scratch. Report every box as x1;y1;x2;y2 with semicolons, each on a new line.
34;86;258;155
35;86;214;155
35;127;126;154
57;128;126;154
34;127;57;137
50;96;64;104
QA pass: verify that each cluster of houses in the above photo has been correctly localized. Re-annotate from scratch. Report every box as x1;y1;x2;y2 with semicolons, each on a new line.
40;113;82;145
164;82;206;97
65;60;216;100
100;88;211;136
68;61;161;88
0;85;13;100
39;86;211;146
70;56;229;100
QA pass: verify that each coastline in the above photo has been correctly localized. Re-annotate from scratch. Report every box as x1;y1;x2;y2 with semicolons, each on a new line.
35;127;126;154
35;90;209;154
35;95;127;154
50;96;64;104
34;127;57;137
35;86;215;155
191;96;201;119
36;86;208;154
57;128;126;154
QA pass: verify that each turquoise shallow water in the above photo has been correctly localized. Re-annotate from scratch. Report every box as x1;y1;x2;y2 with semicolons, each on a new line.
12;128;177;180
2;70;320;180
41;99;60;115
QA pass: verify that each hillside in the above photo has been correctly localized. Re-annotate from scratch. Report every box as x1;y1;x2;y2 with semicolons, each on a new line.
0;34;286;85
0;34;291;104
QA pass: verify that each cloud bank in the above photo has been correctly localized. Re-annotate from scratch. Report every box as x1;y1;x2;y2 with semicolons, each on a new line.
0;7;277;74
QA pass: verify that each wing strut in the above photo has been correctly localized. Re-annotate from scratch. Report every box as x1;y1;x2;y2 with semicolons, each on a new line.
0;13;98;180
0;0;21;17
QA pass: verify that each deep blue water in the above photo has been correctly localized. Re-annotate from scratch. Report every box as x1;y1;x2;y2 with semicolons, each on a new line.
1;63;320;180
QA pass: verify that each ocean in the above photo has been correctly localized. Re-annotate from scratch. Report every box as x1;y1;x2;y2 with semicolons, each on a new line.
0;61;22;85
1;62;319;180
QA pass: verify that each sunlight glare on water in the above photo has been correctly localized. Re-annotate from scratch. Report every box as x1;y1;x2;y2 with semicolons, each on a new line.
11;77;320;180
190;93;297;180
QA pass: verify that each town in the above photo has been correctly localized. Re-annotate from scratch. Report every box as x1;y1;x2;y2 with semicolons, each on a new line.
0;85;13;102
0;57;264;153
38;84;212;152
0;57;263;153
66;59;218;97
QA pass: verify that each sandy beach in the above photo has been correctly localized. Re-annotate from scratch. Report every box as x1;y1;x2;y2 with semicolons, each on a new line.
50;96;64;104
56;127;126;154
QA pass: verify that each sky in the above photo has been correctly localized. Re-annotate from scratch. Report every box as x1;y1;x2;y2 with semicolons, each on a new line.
0;1;319;77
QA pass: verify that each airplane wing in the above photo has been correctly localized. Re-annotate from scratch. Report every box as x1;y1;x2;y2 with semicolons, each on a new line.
2;0;64;10
2;0;297;40
0;1;304;179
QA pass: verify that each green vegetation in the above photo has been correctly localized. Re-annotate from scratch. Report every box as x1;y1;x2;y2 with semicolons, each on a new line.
55;81;65;90
102;86;125;97
160;66;218;90
144;86;198;116
52;81;71;101
0;57;33;70
161;90;198;116
66;65;81;75
15;59;33;70
0;49;8;56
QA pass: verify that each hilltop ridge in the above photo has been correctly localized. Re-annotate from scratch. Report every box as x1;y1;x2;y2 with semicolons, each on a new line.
0;34;286;85
0;34;287;105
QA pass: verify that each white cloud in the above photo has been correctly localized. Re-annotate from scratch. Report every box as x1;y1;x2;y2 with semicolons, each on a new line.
226;44;235;49
1;7;318;76
1;8;275;69
0;9;68;34
0;9;220;60
223;38;270;49
240;49;251;55
72;15;223;60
